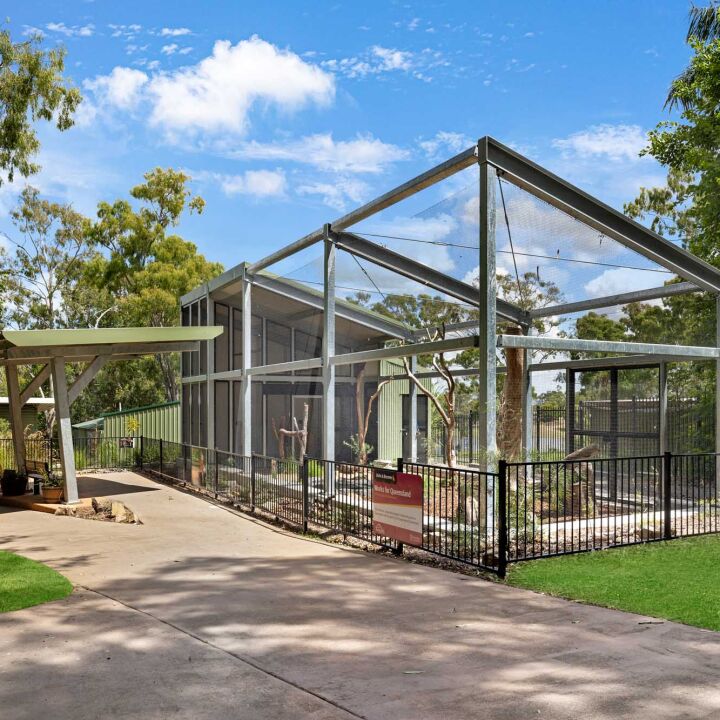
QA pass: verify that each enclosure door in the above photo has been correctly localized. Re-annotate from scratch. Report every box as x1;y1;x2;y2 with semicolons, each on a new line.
292;395;322;459
402;394;428;462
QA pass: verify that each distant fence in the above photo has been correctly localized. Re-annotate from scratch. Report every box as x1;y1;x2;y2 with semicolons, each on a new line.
430;400;715;464
0;436;139;474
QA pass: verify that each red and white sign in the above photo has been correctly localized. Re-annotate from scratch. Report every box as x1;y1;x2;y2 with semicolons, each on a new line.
372;469;424;546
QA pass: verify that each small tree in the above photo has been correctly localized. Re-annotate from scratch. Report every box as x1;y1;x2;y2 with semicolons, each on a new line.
349;362;393;465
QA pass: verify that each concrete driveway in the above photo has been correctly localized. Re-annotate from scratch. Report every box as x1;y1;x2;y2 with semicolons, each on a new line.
1;471;718;720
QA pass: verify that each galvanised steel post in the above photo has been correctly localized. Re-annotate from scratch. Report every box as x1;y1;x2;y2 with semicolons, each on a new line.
240;265;252;456
322;224;337;497
497;459;508;578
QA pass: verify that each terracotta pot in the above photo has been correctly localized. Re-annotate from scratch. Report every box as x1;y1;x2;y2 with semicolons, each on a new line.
40;485;64;503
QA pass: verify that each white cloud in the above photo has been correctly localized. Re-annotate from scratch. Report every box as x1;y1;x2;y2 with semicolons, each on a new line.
161;43;179;55
419;131;471;160
297;177;369;211
45;22;94;37
232;133;408;174
220;169;287;198
160;27;192;37
84;67;149;110
322;45;416;79
372;46;412;72
147;37;335;138
552;124;647;162
584;267;665;298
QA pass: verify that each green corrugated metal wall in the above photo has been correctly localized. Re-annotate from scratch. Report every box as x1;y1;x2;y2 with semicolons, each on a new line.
377;360;433;461
103;401;180;443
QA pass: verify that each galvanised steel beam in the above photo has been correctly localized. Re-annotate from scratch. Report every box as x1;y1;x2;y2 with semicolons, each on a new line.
483;137;720;294
248;374;358;383
478;147;498;481
334;231;529;326
379;367;508;381
410;319;480;340
529;281;700;319
246;356;323;376
247;147;477;274
330;335;479;367
499;333;720;359
527;354;684;373
250;273;412;340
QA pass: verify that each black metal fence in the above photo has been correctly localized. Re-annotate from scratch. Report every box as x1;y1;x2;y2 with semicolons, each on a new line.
5;434;710;578
500;452;719;573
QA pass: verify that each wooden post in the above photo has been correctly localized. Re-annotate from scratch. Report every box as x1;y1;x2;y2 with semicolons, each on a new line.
5;365;26;472
50;358;79;504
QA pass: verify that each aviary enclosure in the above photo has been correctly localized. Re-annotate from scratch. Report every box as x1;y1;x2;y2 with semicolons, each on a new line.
170;137;720;573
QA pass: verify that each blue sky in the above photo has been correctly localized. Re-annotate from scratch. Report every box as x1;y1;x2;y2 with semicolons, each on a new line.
4;0;693;304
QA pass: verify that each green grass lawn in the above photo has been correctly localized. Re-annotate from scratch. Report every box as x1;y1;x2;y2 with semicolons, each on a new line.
0;551;72;613
507;535;720;631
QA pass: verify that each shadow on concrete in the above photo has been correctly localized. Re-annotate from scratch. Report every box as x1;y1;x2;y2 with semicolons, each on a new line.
1;480;720;719
61;552;720;719
76;475;159;499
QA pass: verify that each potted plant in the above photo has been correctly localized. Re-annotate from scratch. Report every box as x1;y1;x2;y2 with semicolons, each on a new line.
40;470;64;504
0;469;29;497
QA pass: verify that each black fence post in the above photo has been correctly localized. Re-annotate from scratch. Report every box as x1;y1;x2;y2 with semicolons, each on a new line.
213;450;219;497
250;454;256;511
663;451;672;540
302;457;309;533
497;459;508;578
159;439;164;476
139;435;144;471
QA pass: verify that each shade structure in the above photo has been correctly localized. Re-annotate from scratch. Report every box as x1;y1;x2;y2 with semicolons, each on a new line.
2;325;223;504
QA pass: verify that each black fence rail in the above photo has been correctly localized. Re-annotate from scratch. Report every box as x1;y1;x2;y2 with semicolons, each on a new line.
251;454;304;526
307;459;398;547
405;460;499;570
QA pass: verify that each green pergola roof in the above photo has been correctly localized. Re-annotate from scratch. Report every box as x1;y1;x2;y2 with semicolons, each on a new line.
1;326;222;348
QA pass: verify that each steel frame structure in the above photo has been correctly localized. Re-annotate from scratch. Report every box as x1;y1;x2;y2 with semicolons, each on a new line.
181;136;720;471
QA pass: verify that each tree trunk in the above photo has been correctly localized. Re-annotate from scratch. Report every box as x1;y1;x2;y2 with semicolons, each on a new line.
445;416;457;468
498;326;524;462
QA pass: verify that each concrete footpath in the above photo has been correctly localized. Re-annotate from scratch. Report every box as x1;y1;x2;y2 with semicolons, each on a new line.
1;472;719;720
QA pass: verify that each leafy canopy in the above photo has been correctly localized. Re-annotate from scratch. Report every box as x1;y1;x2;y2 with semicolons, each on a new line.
0;28;81;184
